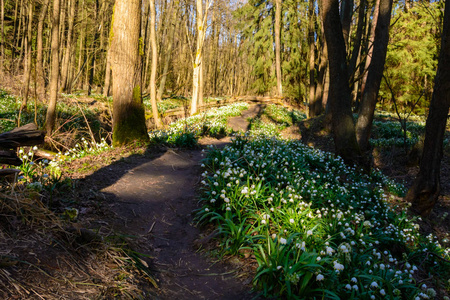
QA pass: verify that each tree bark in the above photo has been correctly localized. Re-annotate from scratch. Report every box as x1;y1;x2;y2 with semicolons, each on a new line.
158;1;178;101
0;0;4;73
190;0;210;115
355;0;393;151
340;0;353;49
61;0;77;93
20;0;33;111
88;0;100;95
348;0;366;80
45;0;61;135
36;0;50;90
275;0;282;96
149;0;161;128
360;0;380;97
111;0;149;146
405;0;450;216
308;0;318;117
322;0;361;164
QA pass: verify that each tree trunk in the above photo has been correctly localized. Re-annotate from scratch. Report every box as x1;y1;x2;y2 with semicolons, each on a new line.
88;0;100;95
103;45;111;96
0;0;4;73
61;0;77;93
190;0;210;115
149;0;161;128
405;0;450;216
314;23;327;115
355;0;393;151
308;0;318;117
158;1;178;101
360;0;380;97
36;0;50;90
20;1;33;111
275;0;282;96
348;0;366;80
111;0;149;146
321;0;361;164
45;0;61;135
340;0;353;49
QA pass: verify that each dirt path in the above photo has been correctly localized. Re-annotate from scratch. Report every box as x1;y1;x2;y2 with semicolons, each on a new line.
99;147;257;299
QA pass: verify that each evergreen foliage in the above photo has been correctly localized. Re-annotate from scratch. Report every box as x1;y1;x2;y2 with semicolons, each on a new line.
380;1;443;114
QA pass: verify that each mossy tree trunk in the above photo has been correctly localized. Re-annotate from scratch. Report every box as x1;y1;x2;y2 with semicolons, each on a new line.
111;0;149;146
405;1;450;216
321;0;361;164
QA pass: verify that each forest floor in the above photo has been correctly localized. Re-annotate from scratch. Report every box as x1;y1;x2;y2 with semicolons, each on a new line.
1;103;450;299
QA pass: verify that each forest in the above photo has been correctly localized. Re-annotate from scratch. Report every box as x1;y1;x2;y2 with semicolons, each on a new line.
0;0;449;299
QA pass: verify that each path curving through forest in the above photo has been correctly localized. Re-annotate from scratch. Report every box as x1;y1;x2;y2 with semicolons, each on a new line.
99;106;265;299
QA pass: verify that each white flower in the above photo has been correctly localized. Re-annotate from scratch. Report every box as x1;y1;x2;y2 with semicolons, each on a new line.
279;237;287;245
351;277;357;283
380;289;386;296
307;230;313;236
353;285;358;290
205;208;209;212
370;281;378;288
316;274;324;281
289;218;295;224
345;284;351;290
261;220;266;224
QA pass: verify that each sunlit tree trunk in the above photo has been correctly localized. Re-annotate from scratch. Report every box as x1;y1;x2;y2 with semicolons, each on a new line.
46;0;61;135
405;0;450;216
158;1;178;101
20;1;33;111
275;0;282;96
355;0;393;151
61;0;77;93
111;0;149;146
149;0;161;128
0;0;4;73
190;0;211;115
308;0;317;117
88;0;100;95
36;0;50;90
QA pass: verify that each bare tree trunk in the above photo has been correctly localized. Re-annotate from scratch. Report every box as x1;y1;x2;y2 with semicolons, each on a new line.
308;0;317;117
405;1;450;216
111;0;149;146
36;0;50;90
61;0;77;93
275;0;282;96
322;0;361;164
88;0;100;95
360;0;380;97
20;1;33;111
348;0;366;80
0;0;4;73
158;1;178;101
103;46;111;96
355;0;393;151
314;24;327;115
45;0;61;135
340;0;353;49
149;0;161;128
190;0;211;115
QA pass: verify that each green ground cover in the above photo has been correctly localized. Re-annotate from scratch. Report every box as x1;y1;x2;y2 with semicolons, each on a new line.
197;135;450;299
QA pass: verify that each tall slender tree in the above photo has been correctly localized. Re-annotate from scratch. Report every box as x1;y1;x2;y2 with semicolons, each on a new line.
45;0;61;135
111;0;149;146
275;0;282;96
405;0;450;216
149;0;161;128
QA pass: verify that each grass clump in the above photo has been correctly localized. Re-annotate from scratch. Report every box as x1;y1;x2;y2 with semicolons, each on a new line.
197;135;450;299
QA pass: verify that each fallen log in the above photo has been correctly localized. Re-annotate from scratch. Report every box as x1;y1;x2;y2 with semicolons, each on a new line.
0;150;22;166
0;123;45;149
